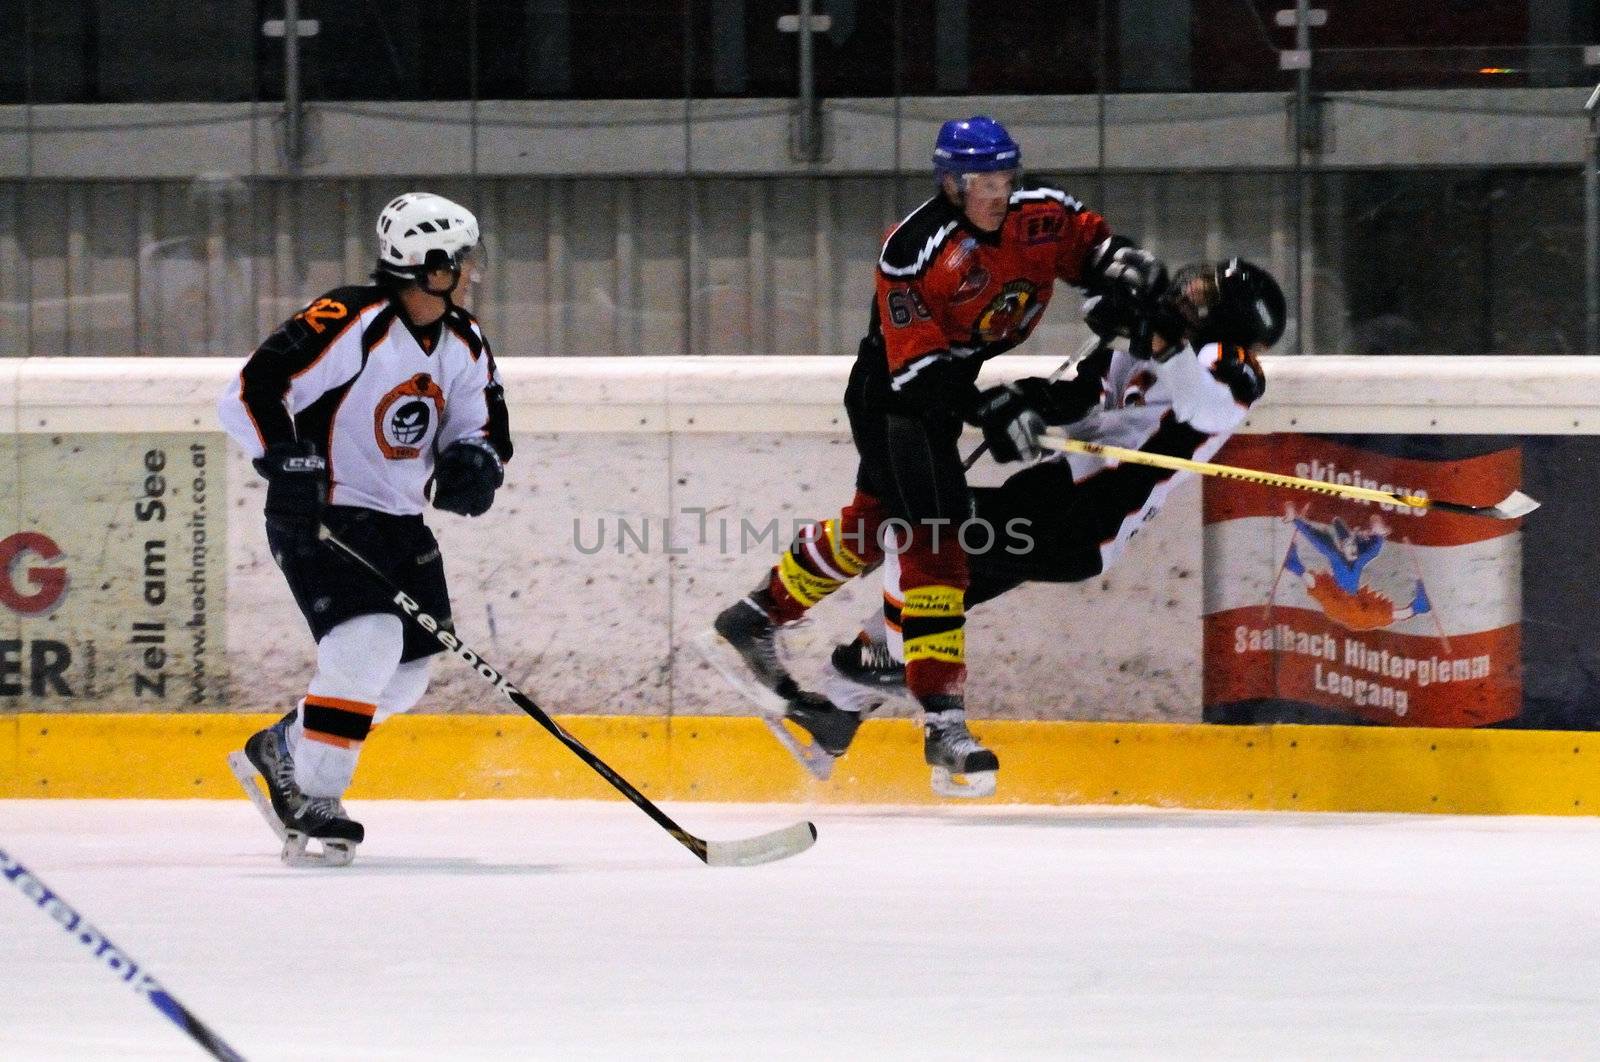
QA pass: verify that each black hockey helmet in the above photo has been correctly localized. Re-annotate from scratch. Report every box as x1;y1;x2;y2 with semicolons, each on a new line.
1164;258;1287;350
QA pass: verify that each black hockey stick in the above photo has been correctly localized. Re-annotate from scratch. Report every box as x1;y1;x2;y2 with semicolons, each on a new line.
318;525;817;867
2;845;247;1061
962;335;1103;471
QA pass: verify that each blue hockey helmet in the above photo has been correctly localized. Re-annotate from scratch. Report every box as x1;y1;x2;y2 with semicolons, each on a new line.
931;115;1021;175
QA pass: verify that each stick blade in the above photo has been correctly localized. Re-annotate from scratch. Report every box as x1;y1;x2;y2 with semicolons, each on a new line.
1431;489;1541;520
1489;490;1541;520
705;820;818;867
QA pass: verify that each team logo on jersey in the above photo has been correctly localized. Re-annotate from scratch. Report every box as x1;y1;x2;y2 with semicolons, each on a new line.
973;280;1038;343
950;265;991;305
374;373;446;460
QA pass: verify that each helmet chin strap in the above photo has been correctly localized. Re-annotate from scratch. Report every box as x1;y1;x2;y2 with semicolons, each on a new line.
418;265;462;300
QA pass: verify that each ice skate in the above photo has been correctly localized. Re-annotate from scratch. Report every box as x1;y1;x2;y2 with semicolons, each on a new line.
697;598;807;712
821;633;907;715
695;598;849;779
228;710;363;867
923;707;999;799
238;710;300;828
773;695;864;780
280;797;365;869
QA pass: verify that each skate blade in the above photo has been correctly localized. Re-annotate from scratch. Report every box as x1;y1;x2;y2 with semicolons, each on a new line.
281;833;357;868
930;766;996;799
227;750;288;842
694;628;836;780
758;715;837;781
693;629;788;716
819;667;894;716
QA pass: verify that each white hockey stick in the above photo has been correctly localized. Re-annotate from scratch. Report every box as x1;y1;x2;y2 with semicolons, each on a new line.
319;524;817;868
2;845;247;1060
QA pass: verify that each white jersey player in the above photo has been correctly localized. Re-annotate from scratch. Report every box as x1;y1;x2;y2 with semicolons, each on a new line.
219;192;512;866
781;260;1284;777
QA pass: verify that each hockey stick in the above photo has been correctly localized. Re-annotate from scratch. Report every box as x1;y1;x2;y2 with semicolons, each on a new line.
317;525;817;868
1261;508;1305;625
1038;434;1541;521
1;845;247;1061
962;335;1103;472
1399;535;1452;653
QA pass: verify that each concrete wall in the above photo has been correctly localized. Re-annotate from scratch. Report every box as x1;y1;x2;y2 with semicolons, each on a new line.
1;173;1331;358
5;90;1592;359
7;94;1595;361
3;91;1595;178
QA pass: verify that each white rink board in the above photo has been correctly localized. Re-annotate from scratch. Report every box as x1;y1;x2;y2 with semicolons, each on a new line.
6;355;1600;718
4;800;1600;1059
13;354;1600;436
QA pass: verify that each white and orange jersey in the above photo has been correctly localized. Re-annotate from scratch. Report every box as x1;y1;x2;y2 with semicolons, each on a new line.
218;285;512;516
1048;340;1265;572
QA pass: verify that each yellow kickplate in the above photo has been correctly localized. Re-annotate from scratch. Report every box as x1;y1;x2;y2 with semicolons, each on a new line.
4;713;1600;814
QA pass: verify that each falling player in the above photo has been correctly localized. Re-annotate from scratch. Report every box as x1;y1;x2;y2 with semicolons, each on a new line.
219;192;512;865
813;260;1285;768
697;115;1164;797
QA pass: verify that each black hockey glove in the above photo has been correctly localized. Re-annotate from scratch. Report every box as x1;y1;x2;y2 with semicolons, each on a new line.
1006;376;1095;426
1086;238;1171;358
1082;285;1145;342
1089;237;1168;303
253;440;327;558
1211;342;1267;405
430;437;504;517
973;384;1048;464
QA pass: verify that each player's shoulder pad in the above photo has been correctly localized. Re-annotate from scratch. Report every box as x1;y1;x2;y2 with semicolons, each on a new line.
443;304;486;358
1201;341;1267;406
274;284;383;354
879;196;962;279
1008;179;1086;215
307;284;386;319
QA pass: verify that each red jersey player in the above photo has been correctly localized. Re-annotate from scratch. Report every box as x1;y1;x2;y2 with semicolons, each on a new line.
698;116;1163;797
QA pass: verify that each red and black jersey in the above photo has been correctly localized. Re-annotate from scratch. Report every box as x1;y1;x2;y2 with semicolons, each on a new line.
863;183;1112;417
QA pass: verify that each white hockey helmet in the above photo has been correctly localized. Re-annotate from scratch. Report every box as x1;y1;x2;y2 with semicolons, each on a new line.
375;192;479;279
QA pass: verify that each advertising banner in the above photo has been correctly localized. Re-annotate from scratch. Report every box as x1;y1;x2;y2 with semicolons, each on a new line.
1203;434;1522;727
0;433;227;710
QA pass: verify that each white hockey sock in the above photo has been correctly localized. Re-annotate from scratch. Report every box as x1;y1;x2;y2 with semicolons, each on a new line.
295;614;404;798
373;657;433;725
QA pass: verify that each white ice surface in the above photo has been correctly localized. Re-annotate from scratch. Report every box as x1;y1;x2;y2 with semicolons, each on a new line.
4;800;1600;1060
